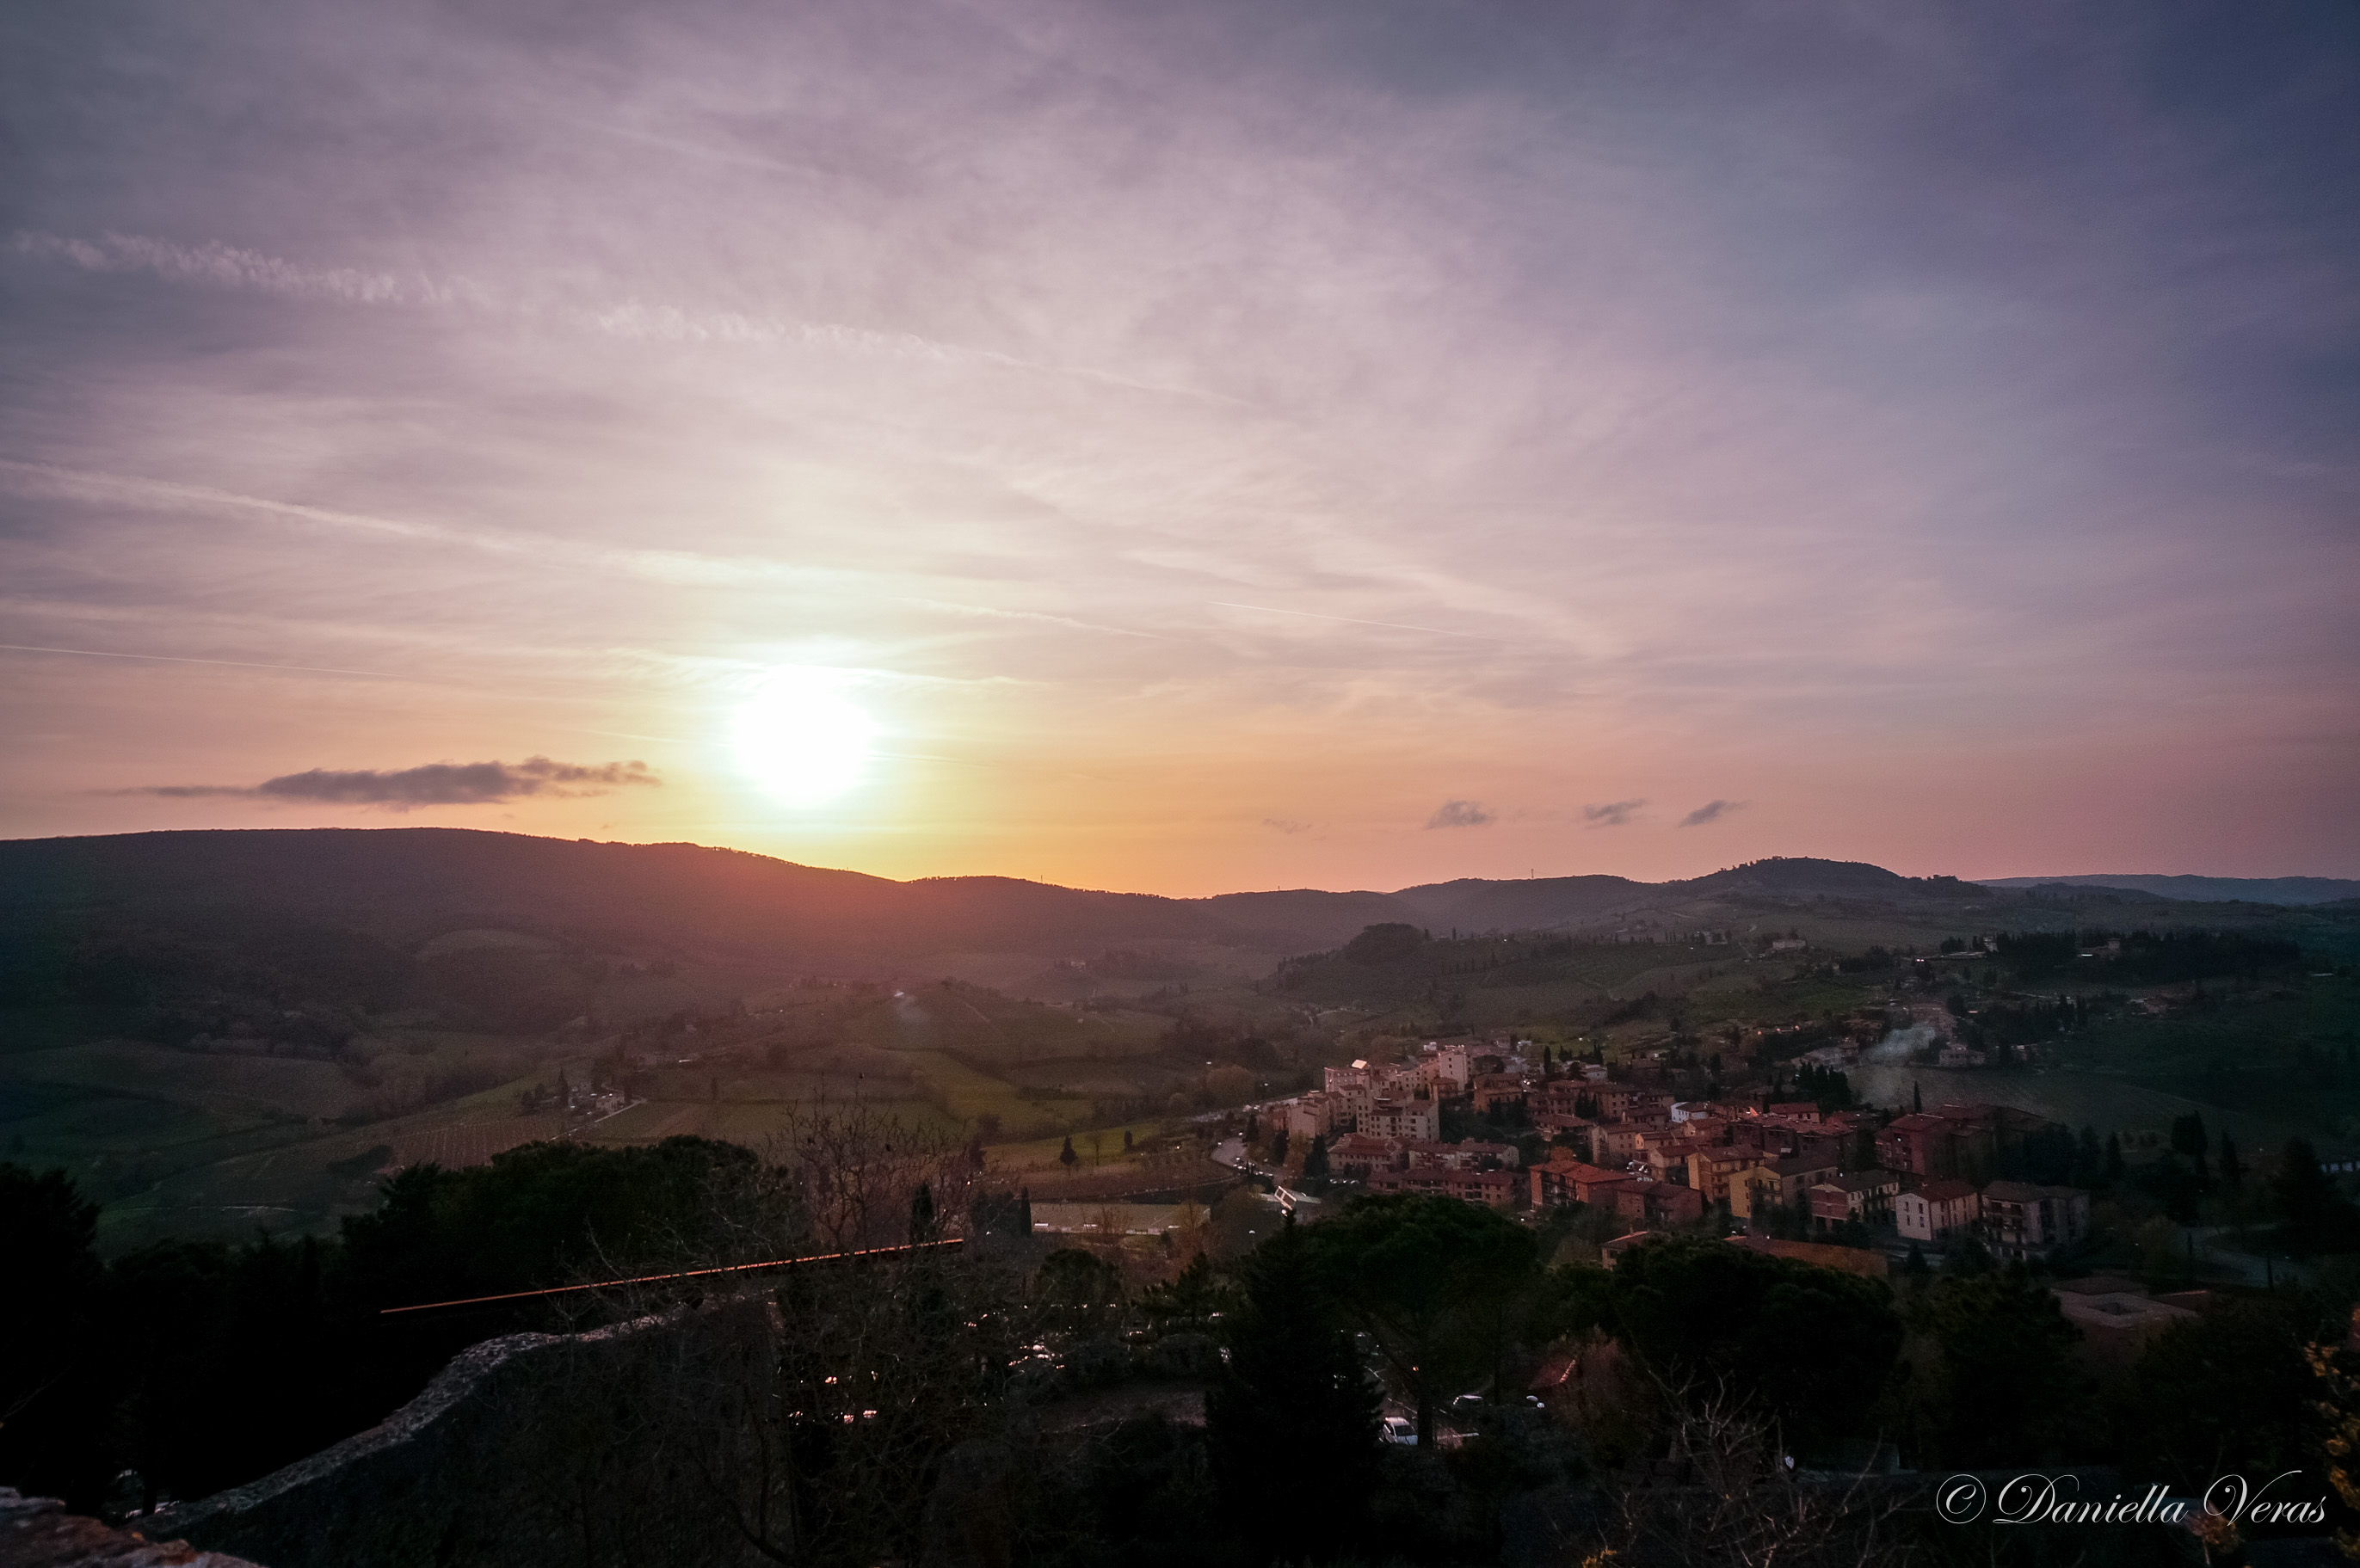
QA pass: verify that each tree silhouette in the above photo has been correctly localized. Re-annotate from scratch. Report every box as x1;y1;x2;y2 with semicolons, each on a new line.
1207;1220;1378;1562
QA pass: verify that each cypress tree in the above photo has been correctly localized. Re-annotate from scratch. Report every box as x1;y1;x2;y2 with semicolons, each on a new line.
1206;1220;1378;1560
909;1181;935;1244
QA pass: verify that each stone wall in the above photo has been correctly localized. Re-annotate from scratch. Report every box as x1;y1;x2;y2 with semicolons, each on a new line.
149;1305;778;1568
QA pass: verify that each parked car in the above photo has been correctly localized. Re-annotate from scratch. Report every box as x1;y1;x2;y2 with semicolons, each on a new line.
1380;1416;1418;1446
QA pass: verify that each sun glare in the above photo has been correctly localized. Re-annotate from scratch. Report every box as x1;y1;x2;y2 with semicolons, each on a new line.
733;670;878;807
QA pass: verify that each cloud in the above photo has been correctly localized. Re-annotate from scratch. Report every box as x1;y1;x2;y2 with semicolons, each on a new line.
1426;799;1494;829
1679;800;1745;827
1261;817;1312;835
1582;798;1646;828
135;757;658;809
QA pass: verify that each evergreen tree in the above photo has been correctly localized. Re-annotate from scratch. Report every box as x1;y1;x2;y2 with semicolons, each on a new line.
2104;1132;2125;1184
2075;1125;2104;1185
2218;1134;2244;1190
1303;1134;1331;1179
1206;1221;1379;1562
1918;1264;2086;1466
2274;1137;2351;1256
1270;1128;1290;1165
1913;1080;1923;1114
1020;1186;1033;1233
0;1165;112;1506
909;1181;935;1244
1059;1135;1079;1171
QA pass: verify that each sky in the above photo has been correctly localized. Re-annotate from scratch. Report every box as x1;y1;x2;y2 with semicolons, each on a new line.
3;0;2355;895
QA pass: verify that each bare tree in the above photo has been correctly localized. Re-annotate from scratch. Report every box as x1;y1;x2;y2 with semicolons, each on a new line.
1586;1374;1918;1568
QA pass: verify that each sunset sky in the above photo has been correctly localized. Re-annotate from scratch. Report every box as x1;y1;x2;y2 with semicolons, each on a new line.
4;1;2355;895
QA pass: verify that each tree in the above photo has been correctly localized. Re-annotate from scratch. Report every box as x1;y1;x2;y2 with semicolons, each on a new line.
2073;1125;2105;1188
1139;1252;1229;1331
1305;1196;1541;1445
1035;1247;1123;1332
1059;1134;1079;1171
0;1165;111;1506
908;1180;936;1244
1914;1265;2086;1466
1605;1235;1901;1454
2120;1301;2319;1487
1206;1221;1379;1562
2274;1137;2357;1256
1270;1128;1289;1165
1303;1134;1330;1179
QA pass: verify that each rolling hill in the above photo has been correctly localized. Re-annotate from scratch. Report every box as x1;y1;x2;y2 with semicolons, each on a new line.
1975;872;2360;906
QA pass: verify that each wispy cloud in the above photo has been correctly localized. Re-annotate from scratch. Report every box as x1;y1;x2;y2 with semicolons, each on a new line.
1426;799;1494;829
130;757;658;809
9;229;460;307
1679;800;1745;827
1262;817;1311;835
1582;799;1647;828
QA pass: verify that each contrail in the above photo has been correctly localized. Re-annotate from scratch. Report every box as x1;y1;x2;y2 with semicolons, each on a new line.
1210;602;1511;643
0;643;414;679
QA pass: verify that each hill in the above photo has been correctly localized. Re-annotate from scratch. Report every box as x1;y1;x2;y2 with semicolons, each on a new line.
1975;872;2360;906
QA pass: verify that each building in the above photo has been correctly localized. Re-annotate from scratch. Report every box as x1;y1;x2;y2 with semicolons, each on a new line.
1874;1113;1952;1176
1470;1073;1530;1114
1981;1181;2090;1258
1326;1132;1401;1182
1445;1169;1520;1208
1403;1138;1519;1171
1895;1178;1980;1242
1613;1179;1705;1227
1729;1154;1842;1220
2052;1277;2200;1368
1684;1147;1758;1205
1593;1120;1672;1162
1531;1157;1642;1209
1876;1103;2056;1179
1362;1095;1439;1143
1276;1093;1340;1140
1596;1086;1675;1122
1807;1169;1901;1230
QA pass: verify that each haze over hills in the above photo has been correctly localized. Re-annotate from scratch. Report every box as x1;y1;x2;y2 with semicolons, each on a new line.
1975;873;2360;907
1;829;2011;983
1;830;2326;986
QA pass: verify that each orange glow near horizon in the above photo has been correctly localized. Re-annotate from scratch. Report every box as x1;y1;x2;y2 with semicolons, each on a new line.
3;6;2355;889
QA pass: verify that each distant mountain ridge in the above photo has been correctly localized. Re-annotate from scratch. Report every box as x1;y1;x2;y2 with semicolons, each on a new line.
1975;873;2360;907
0;830;2326;989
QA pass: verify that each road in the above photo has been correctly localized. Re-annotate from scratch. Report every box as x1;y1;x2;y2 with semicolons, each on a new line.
1211;1136;1318;1214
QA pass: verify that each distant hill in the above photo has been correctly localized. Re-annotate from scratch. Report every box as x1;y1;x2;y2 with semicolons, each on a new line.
1386;874;1648;932
1975;873;2360;907
3;834;2338;1016
0;829;1371;980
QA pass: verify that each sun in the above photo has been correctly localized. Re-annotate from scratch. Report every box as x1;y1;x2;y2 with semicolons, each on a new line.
733;670;878;807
